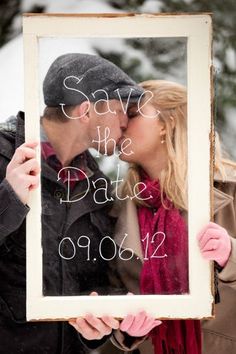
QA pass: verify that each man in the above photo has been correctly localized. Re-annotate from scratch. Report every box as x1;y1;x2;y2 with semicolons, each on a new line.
0;53;158;353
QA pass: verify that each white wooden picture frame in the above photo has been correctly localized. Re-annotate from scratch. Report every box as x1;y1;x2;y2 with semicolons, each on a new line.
23;13;214;321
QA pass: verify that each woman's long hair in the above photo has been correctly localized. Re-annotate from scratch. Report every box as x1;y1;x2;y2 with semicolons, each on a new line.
122;80;236;211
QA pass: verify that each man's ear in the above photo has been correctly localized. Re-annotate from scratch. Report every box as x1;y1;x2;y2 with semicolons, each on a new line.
71;101;90;121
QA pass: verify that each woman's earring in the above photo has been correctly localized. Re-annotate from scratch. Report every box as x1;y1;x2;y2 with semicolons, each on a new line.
161;136;166;144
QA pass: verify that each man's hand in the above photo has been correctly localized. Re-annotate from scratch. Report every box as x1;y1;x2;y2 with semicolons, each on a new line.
120;311;162;337
69;314;120;340
197;221;231;267
69;292;119;340
6;142;40;205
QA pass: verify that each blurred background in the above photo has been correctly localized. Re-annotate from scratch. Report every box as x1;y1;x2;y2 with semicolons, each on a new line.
0;0;235;159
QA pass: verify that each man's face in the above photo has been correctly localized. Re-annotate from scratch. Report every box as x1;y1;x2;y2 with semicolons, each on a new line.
89;99;130;156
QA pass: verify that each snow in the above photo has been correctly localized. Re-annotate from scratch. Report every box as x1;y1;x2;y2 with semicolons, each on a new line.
21;0;121;14
213;57;223;73
140;0;163;13
0;35;24;121
225;47;236;71
91;37;159;77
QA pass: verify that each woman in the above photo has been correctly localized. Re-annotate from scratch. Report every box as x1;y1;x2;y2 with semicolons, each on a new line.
111;80;236;354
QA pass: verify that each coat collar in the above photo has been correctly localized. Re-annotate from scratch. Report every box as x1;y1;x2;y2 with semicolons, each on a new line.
213;187;233;215
214;167;236;183
213;167;236;214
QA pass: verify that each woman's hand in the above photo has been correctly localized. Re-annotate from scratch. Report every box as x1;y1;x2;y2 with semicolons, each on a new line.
197;222;231;267
120;311;162;337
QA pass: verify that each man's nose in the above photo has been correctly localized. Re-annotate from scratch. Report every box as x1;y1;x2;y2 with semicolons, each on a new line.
120;114;128;130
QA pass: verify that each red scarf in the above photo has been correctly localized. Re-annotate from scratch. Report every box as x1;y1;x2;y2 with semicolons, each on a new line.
138;174;201;354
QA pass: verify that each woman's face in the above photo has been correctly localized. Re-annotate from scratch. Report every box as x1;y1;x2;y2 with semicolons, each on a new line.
118;103;167;165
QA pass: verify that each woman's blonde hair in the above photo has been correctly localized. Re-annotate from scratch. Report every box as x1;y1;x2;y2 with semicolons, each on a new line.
122;80;236;211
